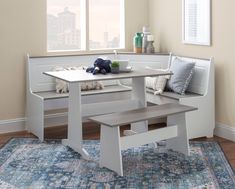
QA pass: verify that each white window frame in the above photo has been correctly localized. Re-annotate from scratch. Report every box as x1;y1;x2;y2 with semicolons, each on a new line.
47;0;125;53
182;0;211;46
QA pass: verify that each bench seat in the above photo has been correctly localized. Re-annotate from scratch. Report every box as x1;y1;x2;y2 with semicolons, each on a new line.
146;88;201;100
90;103;197;127
34;85;132;100
90;103;197;176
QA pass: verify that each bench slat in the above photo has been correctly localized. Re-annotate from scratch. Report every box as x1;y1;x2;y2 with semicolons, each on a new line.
34;85;131;100
120;126;178;150
89;103;197;127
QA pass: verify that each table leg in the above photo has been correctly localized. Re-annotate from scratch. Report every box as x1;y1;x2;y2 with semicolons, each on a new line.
62;83;89;160
130;77;148;133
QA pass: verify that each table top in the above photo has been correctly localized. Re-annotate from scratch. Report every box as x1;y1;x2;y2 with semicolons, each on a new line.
44;68;172;83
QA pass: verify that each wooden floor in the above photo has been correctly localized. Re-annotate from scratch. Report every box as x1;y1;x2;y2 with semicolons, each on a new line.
0;123;235;170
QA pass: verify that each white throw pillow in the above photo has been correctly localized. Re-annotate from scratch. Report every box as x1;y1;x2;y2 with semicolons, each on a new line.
52;66;104;93
145;67;171;95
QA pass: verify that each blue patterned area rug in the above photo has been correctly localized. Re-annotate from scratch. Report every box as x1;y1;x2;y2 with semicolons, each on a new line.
0;138;234;189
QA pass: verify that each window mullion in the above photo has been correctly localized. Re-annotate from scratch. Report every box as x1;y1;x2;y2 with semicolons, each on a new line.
86;0;90;51
81;0;89;51
120;0;125;48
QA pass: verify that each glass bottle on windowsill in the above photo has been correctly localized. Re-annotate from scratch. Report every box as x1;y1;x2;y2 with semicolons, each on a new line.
133;32;143;53
146;35;155;54
142;26;151;53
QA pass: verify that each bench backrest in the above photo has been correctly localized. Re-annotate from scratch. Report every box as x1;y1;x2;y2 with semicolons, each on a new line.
27;54;115;92
27;53;212;95
171;55;213;95
118;54;170;69
27;53;169;93
118;54;213;96
115;54;170;86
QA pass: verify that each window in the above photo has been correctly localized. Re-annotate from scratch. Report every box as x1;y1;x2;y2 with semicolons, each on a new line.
47;0;124;52
182;0;211;46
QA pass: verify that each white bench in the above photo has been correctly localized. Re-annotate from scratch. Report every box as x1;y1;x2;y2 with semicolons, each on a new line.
26;53;214;140
26;53;169;140
90;103;197;176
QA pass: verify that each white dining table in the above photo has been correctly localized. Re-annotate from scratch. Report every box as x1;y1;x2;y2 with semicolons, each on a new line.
44;68;171;159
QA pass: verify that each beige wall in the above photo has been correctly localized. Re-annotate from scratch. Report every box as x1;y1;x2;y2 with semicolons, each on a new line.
149;0;235;128
0;0;46;120
125;0;149;50
0;0;148;120
2;0;234;130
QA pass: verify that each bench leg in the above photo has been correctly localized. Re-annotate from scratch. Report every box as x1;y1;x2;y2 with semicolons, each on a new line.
166;113;189;156
26;93;44;141
100;125;123;176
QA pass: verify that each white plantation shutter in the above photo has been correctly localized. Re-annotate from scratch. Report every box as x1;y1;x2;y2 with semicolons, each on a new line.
183;0;211;45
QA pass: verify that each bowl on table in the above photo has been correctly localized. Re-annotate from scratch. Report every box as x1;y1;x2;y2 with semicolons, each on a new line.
112;60;130;71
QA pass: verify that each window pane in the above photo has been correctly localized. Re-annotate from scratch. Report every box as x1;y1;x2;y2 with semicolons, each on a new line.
47;0;82;51
89;0;122;50
183;0;210;45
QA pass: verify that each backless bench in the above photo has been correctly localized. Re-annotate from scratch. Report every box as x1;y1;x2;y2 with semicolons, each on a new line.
90;103;197;176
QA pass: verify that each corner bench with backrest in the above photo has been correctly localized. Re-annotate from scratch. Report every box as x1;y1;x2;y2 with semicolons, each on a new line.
119;53;215;139
26;53;169;140
26;53;214;141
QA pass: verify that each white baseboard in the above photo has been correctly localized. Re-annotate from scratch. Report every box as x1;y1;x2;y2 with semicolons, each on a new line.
0;112;166;134
0;118;26;134
214;122;235;142
6;115;234;142
0;113;68;134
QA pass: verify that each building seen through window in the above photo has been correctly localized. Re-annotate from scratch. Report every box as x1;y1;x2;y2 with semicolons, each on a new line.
47;0;123;51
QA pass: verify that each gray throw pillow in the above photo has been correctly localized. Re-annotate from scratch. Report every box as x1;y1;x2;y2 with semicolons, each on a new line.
166;57;195;95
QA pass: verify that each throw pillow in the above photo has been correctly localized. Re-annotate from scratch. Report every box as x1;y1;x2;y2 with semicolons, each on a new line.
145;67;171;95
166;57;195;95
52;66;104;93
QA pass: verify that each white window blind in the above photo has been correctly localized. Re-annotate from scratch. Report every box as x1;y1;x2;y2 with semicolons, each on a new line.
183;0;211;45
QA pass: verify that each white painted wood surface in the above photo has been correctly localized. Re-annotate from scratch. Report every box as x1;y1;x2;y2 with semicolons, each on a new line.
120;126;178;150
61;82;89;160
144;55;215;139
167;113;189;156
28;53;169;92
43;90;131;111
26;93;44;141
35;85;131;100
100;125;123;176
131;77;148;133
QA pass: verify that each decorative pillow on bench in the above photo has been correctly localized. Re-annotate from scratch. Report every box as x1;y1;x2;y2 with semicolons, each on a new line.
145;67;171;95
52;66;104;93
166;57;195;95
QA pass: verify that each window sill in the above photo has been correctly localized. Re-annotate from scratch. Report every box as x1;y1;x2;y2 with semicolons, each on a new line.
46;48;127;57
